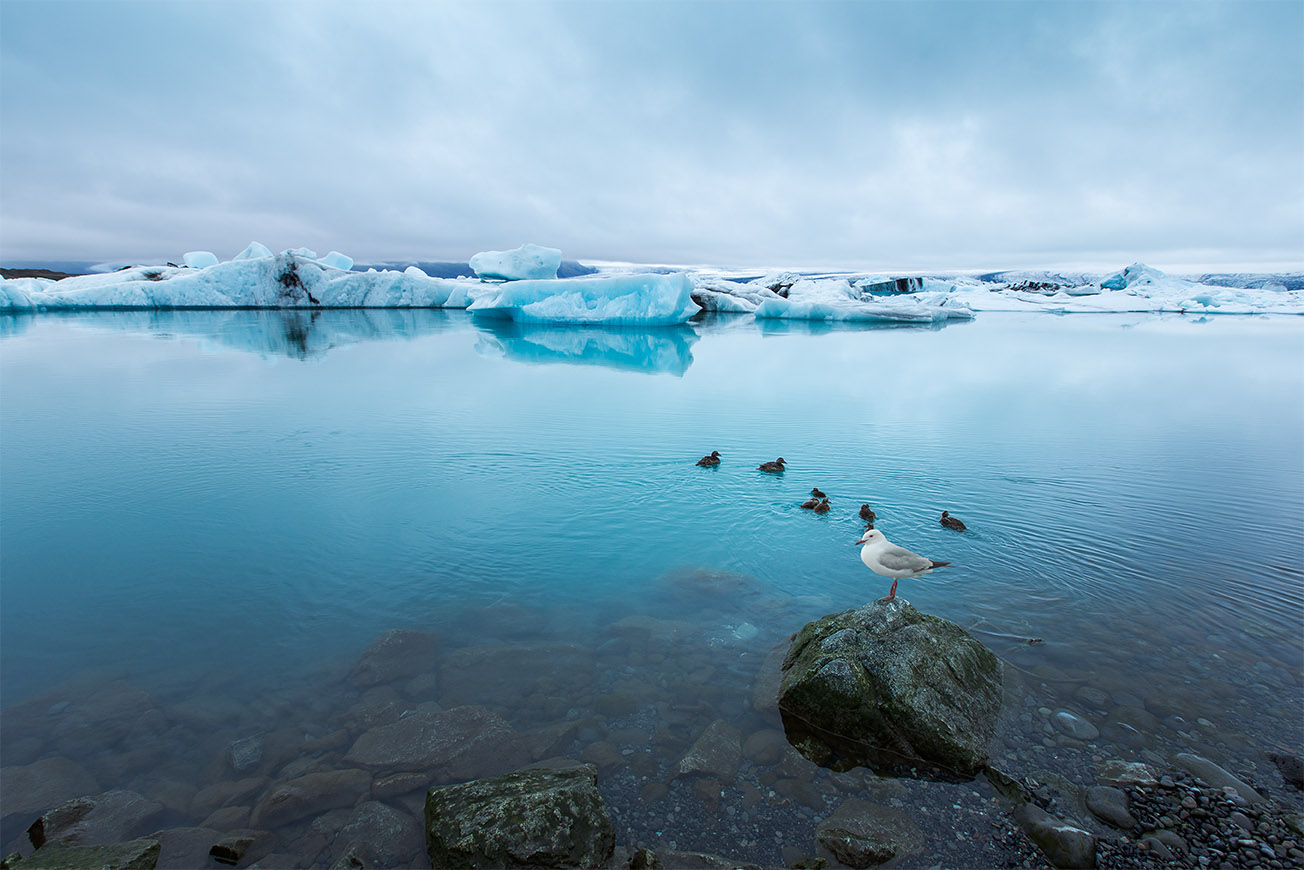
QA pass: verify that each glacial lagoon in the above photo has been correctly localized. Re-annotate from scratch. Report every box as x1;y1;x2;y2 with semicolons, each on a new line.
1;309;1301;866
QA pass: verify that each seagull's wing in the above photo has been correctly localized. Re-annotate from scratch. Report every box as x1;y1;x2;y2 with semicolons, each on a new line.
876;544;935;574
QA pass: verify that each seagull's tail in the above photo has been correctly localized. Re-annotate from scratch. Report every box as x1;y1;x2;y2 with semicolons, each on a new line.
929;560;951;569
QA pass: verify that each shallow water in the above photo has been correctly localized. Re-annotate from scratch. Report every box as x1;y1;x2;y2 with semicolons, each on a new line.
1;309;1301;867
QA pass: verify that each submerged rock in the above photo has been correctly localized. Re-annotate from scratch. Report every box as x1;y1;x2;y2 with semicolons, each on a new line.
1085;785;1136;830
676;720;742;780
344;706;524;780
347;629;440;688
1174;753;1265;804
247;769;371;829
5;838;160;870
424;764;614;868
0;757;99;819
777;600;1001;777
814;798;922;867
1013;803;1096;868
27;790;163;849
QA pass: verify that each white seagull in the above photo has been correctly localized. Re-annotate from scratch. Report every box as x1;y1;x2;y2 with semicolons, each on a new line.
854;528;951;602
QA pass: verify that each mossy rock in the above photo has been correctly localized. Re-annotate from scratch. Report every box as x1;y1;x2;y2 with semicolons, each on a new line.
6;838;159;870
778;600;1001;778
425;764;614;868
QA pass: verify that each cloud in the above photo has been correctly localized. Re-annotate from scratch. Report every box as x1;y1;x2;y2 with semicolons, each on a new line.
1;0;1300;270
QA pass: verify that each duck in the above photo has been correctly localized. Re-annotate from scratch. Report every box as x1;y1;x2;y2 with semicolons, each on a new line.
940;510;966;531
813;498;831;514
854;528;950;602
757;457;786;473
859;504;876;523
800;497;820;510
695;450;721;467
811;487;827;499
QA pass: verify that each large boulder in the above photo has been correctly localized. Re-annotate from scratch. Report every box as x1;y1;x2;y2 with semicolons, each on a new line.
777;600;1001;778
424;764;614;868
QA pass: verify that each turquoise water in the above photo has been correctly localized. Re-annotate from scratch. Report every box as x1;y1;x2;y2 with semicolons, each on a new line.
1;309;1301;865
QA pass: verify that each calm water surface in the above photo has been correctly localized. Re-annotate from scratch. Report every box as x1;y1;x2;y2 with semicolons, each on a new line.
1;310;1301;866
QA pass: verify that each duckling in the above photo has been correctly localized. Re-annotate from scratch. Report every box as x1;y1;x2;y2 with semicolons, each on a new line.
859;504;876;523
813;498;831;514
757;457;786;473
940;510;966;531
695;450;721;467
811;487;826;499
800;497;820;510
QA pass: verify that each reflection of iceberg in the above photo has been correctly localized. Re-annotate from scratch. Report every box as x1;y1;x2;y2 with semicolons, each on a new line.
473;319;698;376
14;309;465;360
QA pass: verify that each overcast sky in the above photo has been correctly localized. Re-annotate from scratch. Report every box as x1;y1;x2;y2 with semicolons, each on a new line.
2;1;1301;272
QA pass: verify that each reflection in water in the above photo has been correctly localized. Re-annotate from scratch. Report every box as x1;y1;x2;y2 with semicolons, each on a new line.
3;308;468;360
473;318;699;376
753;315;965;336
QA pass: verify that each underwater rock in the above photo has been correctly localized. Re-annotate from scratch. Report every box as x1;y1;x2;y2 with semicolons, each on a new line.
27;790;163;849
1174;753;1264;804
226;735;264;775
438;643;595;708
0;757;99;820
148;827;222;869
676;719;741;780
814;798;922;867
347;629;440;689
344;706;525;780
248;769;371;829
189;777;268;819
1013;803;1096;868
424;764;614;868
1096;760;1159;788
1085;785;1136;830
1270;751;1304;789
331;800;423;867
4;837;160;870
777;600;1001;778
1051;711;1099;741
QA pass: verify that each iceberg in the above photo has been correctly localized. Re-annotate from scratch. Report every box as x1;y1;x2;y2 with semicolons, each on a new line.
469;243;562;281
234;241;274;260
690;277;783;313
467;273;701;325
0;252;476;310
316;251;354;271
752;278;974;323
182;251;219;269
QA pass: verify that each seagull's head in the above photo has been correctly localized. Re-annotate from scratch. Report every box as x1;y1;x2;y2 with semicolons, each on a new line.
855;529;884;546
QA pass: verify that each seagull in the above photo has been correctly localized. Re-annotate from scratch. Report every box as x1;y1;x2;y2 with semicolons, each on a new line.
800;497;820;510
940;510;966;531
757;457;786;473
854;528;950;602
696;450;721;467
811;487;827;499
813;498;831;514
859;504;877;524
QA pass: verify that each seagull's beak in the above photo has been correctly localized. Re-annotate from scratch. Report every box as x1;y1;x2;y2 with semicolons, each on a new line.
853;536;868;546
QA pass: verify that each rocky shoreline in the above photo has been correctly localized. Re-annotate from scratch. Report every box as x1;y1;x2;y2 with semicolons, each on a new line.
1;581;1300;869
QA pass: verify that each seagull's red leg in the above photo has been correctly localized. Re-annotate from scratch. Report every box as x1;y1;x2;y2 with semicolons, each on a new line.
878;579;897;602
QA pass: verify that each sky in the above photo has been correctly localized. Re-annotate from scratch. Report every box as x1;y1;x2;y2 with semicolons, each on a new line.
1;0;1301;273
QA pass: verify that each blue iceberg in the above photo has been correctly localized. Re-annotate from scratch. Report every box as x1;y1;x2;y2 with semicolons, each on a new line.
467;273;701;325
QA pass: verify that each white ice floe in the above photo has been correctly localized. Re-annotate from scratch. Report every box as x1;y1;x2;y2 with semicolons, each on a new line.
469;243;562;281
690;277;783;313
467;273;701;325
